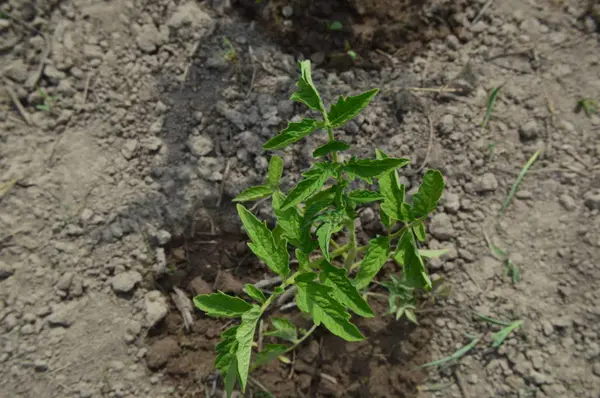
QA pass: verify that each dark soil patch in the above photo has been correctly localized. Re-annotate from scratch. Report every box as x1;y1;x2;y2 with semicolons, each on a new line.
146;203;437;397
234;0;470;69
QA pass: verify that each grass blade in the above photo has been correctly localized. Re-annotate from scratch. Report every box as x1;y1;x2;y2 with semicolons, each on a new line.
421;335;480;368
481;84;504;129
500;149;540;218
476;313;512;327
491;320;523;348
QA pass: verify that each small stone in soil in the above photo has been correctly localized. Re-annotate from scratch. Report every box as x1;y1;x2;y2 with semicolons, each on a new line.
213;271;243;294
56;272;75;291
111;271;142;294
519;120;540;140
0;261;14;280
188;276;212;296
475;173;499;193
187;135;213;157
584;190;600;210
559;194;576;211
146;337;180;370
145;291;168;328
429;213;456;240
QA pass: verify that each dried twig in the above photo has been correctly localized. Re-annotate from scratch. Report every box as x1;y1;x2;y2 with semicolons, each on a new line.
82;72;93;104
217;159;232;208
276;286;297;307
246;46;258;99
5;85;32;125
25;34;51;90
412;115;435;175
408;87;461;93
471;0;494;26
171;287;194;332
254;276;282;289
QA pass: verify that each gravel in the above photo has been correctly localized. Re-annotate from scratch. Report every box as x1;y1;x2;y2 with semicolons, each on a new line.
429;213;456;240
111;271;143;294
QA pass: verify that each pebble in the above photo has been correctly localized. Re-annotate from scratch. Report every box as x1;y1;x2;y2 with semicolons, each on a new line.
167;1;215;38
34;359;49;372
47;307;74;328
443;192;461;214
187;134;213;156
0;261;14;280
56;272;75;291
111;271;142;294
282;5;293;17
145;291;168;328
136;23;164;53
4;313;18;332
475;173;499;193
429;213;456;240
155;230;171;246
519;120;540;140
559;194;576;211
439;114;454;134
121;139;138;160
584;190;600;210
20;324;35;335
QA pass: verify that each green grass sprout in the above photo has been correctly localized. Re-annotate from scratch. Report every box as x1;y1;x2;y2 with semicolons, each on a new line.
481;84;504;129
500;149;541;218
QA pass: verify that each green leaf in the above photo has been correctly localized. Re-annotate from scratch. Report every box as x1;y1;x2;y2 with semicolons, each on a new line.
394;231;431;290
272;192;311;250
215;326;238;374
313;140;351;158
296;249;311;271
253;344;288;368
224;357;238;398
194;292;252;317
343;158;409;180
412;170;444;218
244;284;266;304
405;308;419;325
233;185;273;202
328;20;343;31
263;118;320;150
327;89;379;128
321;261;375;318
280;168;330;211
290;60;325;113
264;317;297;342
296;272;318;283
348;190;384;204
419;248;449;258
296;281;364;341
353;236;391;290
237;205;290;278
413;221;426;242
316;221;335;261
235;305;261;392
375;149;405;221
267;155;284;187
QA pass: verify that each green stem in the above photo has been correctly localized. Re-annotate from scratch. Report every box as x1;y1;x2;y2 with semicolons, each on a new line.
259;271;301;313
344;219;357;270
285;323;319;354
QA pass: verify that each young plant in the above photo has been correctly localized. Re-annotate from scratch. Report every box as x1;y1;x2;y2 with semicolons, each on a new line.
35;88;57;113
193;60;445;397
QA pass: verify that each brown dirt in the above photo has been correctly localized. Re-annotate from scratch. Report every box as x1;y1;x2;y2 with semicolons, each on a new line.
235;0;470;69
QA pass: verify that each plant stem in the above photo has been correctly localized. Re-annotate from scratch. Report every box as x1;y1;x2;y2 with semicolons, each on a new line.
259;271;301;313
285;323;319;354
344;219;357;270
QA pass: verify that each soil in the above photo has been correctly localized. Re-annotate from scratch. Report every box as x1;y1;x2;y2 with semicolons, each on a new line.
1;0;600;398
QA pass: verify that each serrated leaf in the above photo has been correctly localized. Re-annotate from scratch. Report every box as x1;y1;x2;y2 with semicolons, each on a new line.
316;221;335;261
264;317;297;342
353;236;391;290
194;292;252;318
405;308;419;324
267;155;284;187
313;140;351;158
413;221;426;242
348;190;384;204
263;118;320;150
343;158;409;180
290;60;325;112
280;168;330;211
394;231;432;290
412;170;445;218
321;261;375;317
235;305;261;392
253;344;288;368
244;284;266;304
297;282;364;341
224;357;238;398
237;205;290;278
215;326;238;373
375;149;406;221
233;185;273;202
296;249;311;271
419;248;449;258
296;272;318;283
273;192;311;251
327;88;379;128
